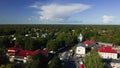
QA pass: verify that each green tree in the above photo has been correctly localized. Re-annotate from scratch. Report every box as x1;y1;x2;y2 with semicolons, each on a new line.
48;56;61;68
84;49;104;68
26;52;47;68
56;33;65;47
56;33;77;47
37;37;47;49
0;47;9;65
0;37;11;48
15;36;25;48
46;40;58;51
0;64;12;68
24;38;34;50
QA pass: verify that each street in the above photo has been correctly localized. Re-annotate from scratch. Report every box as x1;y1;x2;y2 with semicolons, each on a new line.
62;60;76;68
59;50;82;68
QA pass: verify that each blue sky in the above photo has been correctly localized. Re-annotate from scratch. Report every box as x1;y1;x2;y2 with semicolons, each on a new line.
0;0;120;24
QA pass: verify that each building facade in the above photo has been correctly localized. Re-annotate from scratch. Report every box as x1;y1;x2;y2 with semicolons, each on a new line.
76;43;86;57
98;46;117;59
6;46;48;63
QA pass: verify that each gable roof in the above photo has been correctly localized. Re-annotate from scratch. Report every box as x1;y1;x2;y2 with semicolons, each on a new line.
15;50;36;57
7;46;48;57
83;40;96;45
40;50;48;55
98;46;117;53
8;46;20;51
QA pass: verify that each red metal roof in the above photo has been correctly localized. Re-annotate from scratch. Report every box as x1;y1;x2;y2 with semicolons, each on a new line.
8;46;20;51
15;50;36;57
40;50;48;55
98;46;117;53
7;46;48;57
83;40;96;44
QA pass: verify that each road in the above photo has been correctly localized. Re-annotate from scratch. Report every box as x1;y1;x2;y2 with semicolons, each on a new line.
59;51;81;68
49;45;82;68
62;60;76;68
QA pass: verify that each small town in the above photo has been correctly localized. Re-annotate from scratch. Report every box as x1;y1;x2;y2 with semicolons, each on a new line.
1;0;120;68
0;25;120;68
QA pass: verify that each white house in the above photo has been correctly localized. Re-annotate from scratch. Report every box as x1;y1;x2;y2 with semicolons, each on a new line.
98;46;117;59
76;43;86;57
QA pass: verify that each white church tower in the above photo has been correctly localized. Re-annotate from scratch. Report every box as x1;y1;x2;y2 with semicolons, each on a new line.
78;33;83;42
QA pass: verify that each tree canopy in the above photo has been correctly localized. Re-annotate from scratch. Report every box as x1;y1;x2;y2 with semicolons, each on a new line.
84;49;104;68
48;56;61;68
26;52;47;68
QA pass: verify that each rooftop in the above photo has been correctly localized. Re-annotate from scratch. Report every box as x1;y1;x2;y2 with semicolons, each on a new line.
7;46;48;57
83;40;96;45
98;46;117;53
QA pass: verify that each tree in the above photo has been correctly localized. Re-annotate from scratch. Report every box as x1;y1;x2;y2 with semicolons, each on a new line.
56;33;77;47
24;38;39;50
56;33;65;47
46;40;58;51
15;36;25;48
84;49;104;68
48;56;61;68
0;64;12;68
15;28;25;36
0;37;11;48
37;37;47;49
26;52;47;68
24;38;34;50
0;47;9;65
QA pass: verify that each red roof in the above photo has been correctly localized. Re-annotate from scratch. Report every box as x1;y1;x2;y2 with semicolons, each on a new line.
7;46;48;57
15;50;36;57
83;40;96;44
40;50;48;55
8;46;20;51
98;46;117;53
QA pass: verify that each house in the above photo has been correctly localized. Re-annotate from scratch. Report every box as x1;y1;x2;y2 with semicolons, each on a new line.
98;46;117;59
76;43;86;57
6;46;48;63
82;40;96;47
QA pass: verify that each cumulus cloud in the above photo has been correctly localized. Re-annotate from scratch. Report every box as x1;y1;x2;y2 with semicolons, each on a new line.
31;3;91;22
102;15;115;23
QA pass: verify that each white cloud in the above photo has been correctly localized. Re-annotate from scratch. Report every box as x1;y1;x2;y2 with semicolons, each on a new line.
102;15;115;23
31;3;91;22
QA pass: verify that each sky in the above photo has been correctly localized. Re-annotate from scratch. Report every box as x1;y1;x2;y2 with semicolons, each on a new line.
0;0;120;24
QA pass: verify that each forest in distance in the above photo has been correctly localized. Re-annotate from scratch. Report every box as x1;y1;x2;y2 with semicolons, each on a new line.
0;25;120;46
0;24;120;44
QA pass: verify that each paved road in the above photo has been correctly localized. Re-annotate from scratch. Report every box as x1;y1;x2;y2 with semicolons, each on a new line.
49;45;82;68
63;60;76;68
59;51;79;68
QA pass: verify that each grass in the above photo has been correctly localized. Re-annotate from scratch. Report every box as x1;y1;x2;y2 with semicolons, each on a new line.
71;45;77;51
